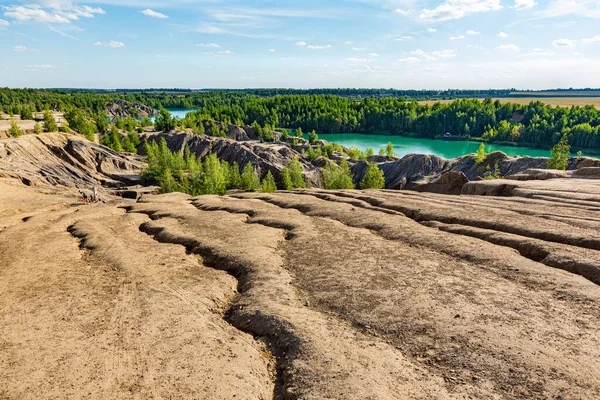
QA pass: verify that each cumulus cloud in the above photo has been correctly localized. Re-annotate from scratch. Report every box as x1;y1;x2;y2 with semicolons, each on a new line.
513;0;537;10
410;48;456;61
197;43;221;48
347;57;368;63
13;45;27;51
395;36;413;41
352;47;366;51
427;28;437;33
419;0;502;22
497;31;508;38
524;48;554;56
217;50;232;55
295;41;307;46
28;64;53;70
368;52;379;58
344;41;353;44
496;43;520;51
395;8;409;16
141;9;168;19
552;38;576;47
0;19;10;26
466;30;480;35
397;57;421;63
268;48;275;52
450;35;466;40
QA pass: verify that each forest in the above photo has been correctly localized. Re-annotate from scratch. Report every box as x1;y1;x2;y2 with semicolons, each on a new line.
1;88;600;150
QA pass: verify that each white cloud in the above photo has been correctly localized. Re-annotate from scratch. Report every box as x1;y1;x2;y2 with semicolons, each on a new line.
48;25;78;40
552;38;576;47
513;0;537;10
468;44;484;49
344;41;352;44
534;0;600;19
13;45;27;52
450;35;466;40
0;19;10;26
496;43;520;51
524;48;554;56
268;48;275;52
296;41;307;46
28;64;53;69
95;40;125;48
198;43;221;48
581;35;600;44
217;50;232;55
427;28;437;33
497;31;508;38
395;36;413;41
141;9;168;19
194;25;226;34
281;57;298;60
395;8;409;16
397;57;421;63
347;57;368;63
352;47;366;51
419;0;502;22
307;44;331;49
368;52;379;58
410;48;456;61
3;5;71;23
466;30;480;35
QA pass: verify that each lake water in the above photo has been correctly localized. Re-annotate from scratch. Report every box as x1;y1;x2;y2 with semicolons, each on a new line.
312;133;563;159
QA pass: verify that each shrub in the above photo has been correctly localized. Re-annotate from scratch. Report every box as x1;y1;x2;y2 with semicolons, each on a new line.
484;164;503;180
34;122;42;135
548;135;570;170
260;171;277;193
385;142;394;158
9;118;22;137
360;163;385;189
475;143;486;164
42;110;58;132
281;157;306;190
241;162;260;191
308;129;318;144
323;159;354;189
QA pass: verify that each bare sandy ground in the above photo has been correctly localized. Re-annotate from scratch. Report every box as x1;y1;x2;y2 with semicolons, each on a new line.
1;178;600;399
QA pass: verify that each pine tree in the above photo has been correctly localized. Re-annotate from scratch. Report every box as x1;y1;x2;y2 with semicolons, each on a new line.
475;143;486;164
42;110;58;132
241;162;260;191
281;157;306;189
34;122;42;135
202;153;227;195
323;159;354;189
260;171;277;193
360;163;385;189
548;135;570;170
9;118;22;137
229;162;242;189
385;142;394;158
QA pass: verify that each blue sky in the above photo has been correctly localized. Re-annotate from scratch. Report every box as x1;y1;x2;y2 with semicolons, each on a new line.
1;0;600;89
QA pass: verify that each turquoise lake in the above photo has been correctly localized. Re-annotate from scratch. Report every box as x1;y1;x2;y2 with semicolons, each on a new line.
162;110;594;159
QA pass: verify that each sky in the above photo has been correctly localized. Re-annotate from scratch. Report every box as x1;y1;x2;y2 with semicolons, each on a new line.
1;0;600;89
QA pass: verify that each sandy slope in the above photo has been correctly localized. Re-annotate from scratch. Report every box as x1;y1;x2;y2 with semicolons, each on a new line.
1;178;600;399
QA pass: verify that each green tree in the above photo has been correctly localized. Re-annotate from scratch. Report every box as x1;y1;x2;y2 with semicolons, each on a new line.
155;108;176;131
42;110;58;132
475;143;487;164
385;142;394;158
308;129;319;144
295;127;303;137
281;157;306;189
202;153;227;195
241;162;260;191
360;163;385;189
260;170;277;193
20;106;33;121
229;162;242;189
548;135;570;170
323;158;354;189
9;118;22;137
34;122;42;135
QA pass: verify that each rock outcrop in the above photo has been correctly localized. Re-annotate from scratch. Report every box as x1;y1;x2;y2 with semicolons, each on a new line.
106;99;157;118
0;132;143;188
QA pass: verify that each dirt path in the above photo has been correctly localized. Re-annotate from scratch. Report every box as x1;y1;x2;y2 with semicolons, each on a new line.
1;180;600;399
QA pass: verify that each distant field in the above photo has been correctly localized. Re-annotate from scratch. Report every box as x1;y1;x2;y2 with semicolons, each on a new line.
418;97;600;108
